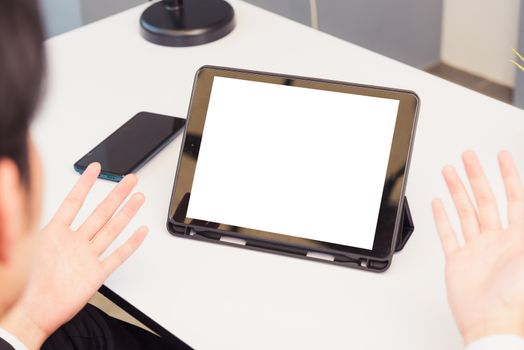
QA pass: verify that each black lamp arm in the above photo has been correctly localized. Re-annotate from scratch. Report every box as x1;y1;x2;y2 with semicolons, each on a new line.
163;0;183;10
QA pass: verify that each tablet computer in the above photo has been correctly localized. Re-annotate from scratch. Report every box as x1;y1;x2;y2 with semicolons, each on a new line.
167;66;419;272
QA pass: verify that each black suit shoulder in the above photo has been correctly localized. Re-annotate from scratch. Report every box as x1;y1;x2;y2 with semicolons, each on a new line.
0;337;15;350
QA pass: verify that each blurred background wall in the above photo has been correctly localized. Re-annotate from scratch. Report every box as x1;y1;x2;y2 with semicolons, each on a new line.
39;0;82;36
441;0;520;88
38;0;524;107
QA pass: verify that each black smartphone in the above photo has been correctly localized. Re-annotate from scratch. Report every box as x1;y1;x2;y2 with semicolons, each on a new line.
74;112;186;181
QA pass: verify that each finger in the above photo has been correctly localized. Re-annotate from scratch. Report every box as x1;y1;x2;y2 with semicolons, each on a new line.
462;151;501;231
431;198;459;256
78;174;138;240
91;192;145;256
52;163;101;226
498;150;524;228
101;226;148;277
442;165;481;241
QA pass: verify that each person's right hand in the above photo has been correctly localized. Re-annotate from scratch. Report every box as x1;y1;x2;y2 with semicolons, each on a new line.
432;151;524;344
0;163;148;349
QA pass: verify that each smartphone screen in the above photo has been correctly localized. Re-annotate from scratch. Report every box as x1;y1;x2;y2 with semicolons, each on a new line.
74;112;186;181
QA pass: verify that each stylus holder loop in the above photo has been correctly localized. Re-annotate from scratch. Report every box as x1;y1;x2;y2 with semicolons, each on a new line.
167;198;414;272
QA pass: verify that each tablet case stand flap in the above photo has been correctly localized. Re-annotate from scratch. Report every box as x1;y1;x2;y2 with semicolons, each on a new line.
395;197;414;252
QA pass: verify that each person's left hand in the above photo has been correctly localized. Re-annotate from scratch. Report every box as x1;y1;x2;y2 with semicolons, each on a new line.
1;163;148;349
432;151;524;344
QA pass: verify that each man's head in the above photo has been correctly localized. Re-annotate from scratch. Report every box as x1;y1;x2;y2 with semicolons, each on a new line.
0;0;45;315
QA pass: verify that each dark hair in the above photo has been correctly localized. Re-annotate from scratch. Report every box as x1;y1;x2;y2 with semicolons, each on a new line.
0;0;45;184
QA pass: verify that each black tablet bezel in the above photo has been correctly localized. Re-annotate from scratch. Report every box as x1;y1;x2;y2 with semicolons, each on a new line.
168;66;419;260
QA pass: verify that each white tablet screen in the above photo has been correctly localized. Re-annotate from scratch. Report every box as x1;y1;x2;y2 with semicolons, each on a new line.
186;77;399;250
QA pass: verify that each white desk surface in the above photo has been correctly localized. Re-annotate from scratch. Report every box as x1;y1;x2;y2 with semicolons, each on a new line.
34;1;524;349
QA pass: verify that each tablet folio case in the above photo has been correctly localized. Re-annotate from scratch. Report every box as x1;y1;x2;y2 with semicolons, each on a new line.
166;66;419;272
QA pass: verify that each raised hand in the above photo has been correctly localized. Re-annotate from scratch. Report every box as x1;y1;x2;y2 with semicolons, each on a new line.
1;163;148;349
432;151;524;344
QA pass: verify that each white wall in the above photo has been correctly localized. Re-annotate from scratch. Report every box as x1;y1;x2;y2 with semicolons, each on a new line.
441;0;521;87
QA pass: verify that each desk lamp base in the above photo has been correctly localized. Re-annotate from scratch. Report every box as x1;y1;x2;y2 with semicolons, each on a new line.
140;0;235;47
